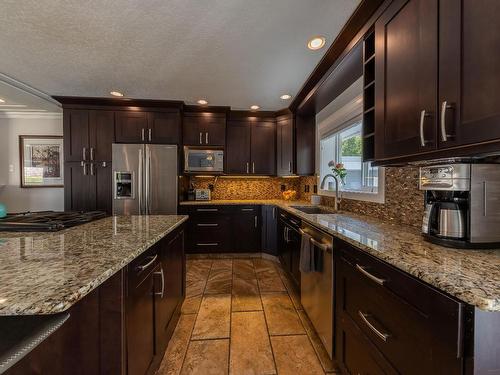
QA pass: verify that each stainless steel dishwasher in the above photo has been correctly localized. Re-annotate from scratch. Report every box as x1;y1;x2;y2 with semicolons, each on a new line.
300;221;334;359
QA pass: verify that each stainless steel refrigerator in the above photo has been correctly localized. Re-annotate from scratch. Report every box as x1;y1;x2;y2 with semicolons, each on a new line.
112;144;178;215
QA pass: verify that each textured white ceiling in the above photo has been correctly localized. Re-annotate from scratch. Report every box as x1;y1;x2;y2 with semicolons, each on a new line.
0;0;360;110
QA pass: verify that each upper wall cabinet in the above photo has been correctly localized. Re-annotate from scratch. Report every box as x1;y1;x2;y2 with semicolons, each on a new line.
226;118;276;175
276;114;294;176
375;0;500;163
64;109;115;162
115;110;181;144
374;0;438;160
183;112;226;146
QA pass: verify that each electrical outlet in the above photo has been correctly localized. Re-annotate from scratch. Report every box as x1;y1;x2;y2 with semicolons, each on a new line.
9;165;14;173
313;185;318;194
280;184;286;192
304;185;310;193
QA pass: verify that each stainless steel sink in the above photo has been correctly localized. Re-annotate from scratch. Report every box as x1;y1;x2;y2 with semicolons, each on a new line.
290;206;333;215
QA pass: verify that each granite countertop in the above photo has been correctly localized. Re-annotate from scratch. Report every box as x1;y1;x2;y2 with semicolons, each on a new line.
0;215;188;316
181;199;500;311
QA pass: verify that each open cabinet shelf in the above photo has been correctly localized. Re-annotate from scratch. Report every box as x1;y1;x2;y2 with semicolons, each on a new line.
362;29;376;162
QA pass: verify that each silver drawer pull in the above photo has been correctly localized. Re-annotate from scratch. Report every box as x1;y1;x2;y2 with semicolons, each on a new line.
154;268;165;298
241;208;254;211
136;254;158;272
358;311;390;342
196;208;218;212
196;243;219;246
356;264;386;285
197;223;219;227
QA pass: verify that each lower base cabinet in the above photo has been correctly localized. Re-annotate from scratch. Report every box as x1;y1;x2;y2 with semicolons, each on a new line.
179;205;261;253
277;210;301;288
335;238;464;375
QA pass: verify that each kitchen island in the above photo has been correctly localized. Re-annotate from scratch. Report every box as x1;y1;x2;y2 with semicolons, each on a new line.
0;215;187;375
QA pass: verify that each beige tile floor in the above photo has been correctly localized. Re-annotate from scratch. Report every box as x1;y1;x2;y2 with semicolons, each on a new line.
157;257;338;375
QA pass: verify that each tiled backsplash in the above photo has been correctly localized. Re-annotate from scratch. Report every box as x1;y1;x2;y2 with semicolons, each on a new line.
187;167;423;227
189;177;301;200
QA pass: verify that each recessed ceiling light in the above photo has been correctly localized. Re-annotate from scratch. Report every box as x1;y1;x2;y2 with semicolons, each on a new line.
0;98;5;103
280;94;292;100
307;36;326;50
110;91;124;97
250;105;260;110
197;99;208;105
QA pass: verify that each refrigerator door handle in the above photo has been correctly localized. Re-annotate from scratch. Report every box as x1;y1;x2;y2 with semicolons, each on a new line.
138;148;143;215
146;147;151;214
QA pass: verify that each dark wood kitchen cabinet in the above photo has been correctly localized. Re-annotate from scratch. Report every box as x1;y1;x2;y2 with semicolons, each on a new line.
277;114;294;176
375;0;500;163
233;206;261;252
183;112;226;146
226;119;276;175
374;0;438;160
438;0;500;148
115;110;181;144
261;205;278;255
335;238;464;375
64;161;112;214
64;109;114;162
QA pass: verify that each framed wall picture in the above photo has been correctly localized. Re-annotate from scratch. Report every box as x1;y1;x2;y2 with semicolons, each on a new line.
19;135;64;188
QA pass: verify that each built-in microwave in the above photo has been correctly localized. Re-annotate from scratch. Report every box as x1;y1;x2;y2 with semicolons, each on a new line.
184;147;224;173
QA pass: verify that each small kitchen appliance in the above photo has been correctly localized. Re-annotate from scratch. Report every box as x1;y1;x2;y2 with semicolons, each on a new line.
419;163;500;248
184;147;223;173
194;189;211;201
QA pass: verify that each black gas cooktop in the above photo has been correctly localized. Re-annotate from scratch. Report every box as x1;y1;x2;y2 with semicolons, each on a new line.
0;211;108;232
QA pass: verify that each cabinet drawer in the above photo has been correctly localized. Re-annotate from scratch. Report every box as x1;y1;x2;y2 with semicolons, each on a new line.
337;241;463;374
128;244;159;291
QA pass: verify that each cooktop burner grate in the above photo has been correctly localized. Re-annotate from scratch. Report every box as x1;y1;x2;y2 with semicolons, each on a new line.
0;211;108;232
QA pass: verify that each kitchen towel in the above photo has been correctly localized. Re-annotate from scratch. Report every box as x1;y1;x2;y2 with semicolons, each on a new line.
299;232;314;273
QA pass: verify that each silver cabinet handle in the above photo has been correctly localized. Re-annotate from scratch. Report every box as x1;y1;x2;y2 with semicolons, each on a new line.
205;132;209;144
141;128;145;142
310;238;331;253
289;161;292;173
81;161;87;176
90;162;95;176
356;264;386;285
440;101;453;142
148;128;152;142
246;162;249;174
154;268;165;298
136;254;158;272
82;147;87;161
254;215;258;228
241;208;254;211
419;110;427;147
358;311;390;342
199;132;203;145
252;162;255;174
197;243;219;246
196;208;218;212
102;161;107;167
90;147;94;161
138;148;143;214
196;223;219;227
273;207;276;219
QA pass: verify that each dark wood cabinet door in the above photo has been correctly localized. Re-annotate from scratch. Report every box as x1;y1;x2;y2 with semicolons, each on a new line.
262;206;278;255
156;231;184;350
64;162;92;212
203;115;226;146
232;208;260;252
277;218;292;273
438;0;500;148
64;109;89;162
295;114;315;175
149;111;181;144
89;110;114;161
182;114;203;146
226;121;251;174
115;111;148;143
289;227;301;287
277;116;294;176
126;271;155;375
93;162;112;214
375;0;438;159
251;121;276;175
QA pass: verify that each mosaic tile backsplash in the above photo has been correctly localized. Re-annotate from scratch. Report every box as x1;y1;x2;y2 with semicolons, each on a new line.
188;167;424;227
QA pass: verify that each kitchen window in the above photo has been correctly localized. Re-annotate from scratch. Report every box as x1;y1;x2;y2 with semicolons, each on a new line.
316;78;385;203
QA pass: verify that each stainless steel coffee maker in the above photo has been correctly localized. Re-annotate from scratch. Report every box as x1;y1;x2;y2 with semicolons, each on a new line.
419;163;500;248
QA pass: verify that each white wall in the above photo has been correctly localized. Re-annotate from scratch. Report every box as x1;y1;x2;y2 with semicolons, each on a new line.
0;114;64;212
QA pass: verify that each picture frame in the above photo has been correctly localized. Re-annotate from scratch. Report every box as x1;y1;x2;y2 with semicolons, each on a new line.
19;135;64;188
